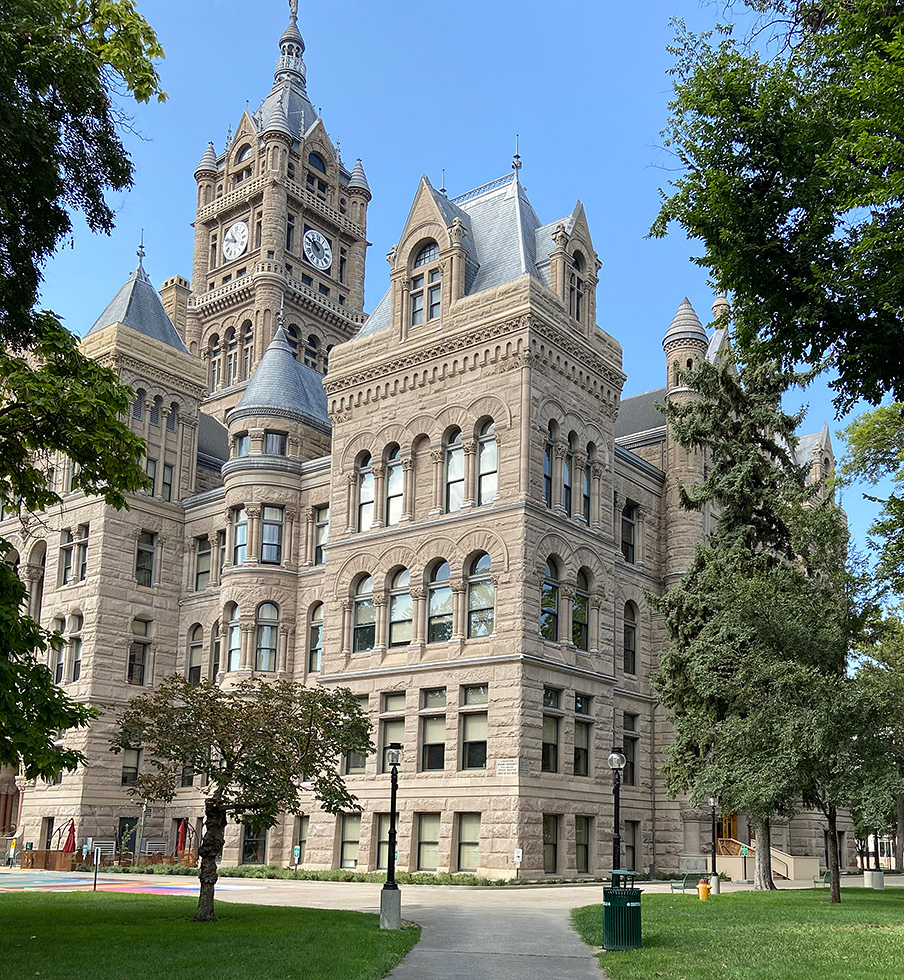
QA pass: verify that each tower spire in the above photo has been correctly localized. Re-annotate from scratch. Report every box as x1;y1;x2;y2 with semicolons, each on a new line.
275;0;307;91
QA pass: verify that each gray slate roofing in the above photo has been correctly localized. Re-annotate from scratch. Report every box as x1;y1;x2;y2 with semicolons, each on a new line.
349;158;370;192
615;387;667;439
358;172;563;338
663;297;707;347
228;325;330;431
198;412;229;462
86;258;188;353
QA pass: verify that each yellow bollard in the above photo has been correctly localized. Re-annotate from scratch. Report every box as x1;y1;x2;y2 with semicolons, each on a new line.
697;877;711;901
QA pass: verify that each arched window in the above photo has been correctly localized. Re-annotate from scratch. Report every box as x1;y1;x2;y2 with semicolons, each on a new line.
309;603;323;671
353;576;375;652
188;625;203;684
149;396;161;428
225;328;239;386
357;454;375;531
210;621;221;678
427;561;453;643
285;324;300;359
477;421;497;506
304;334;319;369
208;336;221;391
544;424;554;508
410;241;441;326
573;571;590;651
226;604;241;672
255;602;279;672
236;144;253;164
624;603;637;674
385;445;404;527
308;151;327;173
388;568;412;647
131;388;145;421
445;429;464;513
467;553;494;638
241;322;254;379
540;559;559;641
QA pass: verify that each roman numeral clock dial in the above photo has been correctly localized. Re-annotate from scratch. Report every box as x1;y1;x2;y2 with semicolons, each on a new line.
223;220;249;261
303;229;332;270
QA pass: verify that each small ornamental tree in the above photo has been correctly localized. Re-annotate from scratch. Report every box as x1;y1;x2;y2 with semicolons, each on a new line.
111;677;373;922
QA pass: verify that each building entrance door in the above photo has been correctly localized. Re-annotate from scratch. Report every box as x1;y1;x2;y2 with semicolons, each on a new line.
717;812;739;843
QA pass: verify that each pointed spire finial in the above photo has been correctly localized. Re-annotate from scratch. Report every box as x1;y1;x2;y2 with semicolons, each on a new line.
512;134;522;172
440;169;446;195
289;0;298;22
137;230;146;267
278;295;286;333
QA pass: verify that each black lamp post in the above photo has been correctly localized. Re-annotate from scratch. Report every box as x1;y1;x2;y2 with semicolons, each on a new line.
608;747;627;874
380;742;402;930
709;796;720;894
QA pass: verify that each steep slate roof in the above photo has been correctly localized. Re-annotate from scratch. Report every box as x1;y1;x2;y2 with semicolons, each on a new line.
358;172;568;337
198;412;229;462
615;387;667;439
663;297;708;347
85;256;188;353
228;325;330;432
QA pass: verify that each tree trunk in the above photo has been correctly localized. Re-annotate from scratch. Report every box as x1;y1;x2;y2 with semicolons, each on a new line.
895;793;903;873
194;797;227;922
827;805;841;904
752;816;776;891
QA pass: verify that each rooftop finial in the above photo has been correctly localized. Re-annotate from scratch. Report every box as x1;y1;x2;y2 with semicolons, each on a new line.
277;295;286;333
512;134;522;172
440;169;446;195
289;0;298;21
137;230;146;267
275;0;306;89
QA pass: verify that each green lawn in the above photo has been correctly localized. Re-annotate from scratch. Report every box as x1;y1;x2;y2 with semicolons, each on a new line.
0;892;419;980
573;889;904;980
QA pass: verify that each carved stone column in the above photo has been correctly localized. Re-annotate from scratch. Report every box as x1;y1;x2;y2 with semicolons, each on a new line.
345;474;357;533
372;463;386;528
430;449;444;515
240;622;255;671
553;443;567;513
223;508;234;570
374;593;387;652
451;582;466;640
591;464;605;531
341;600;352;656
410;587;427;645
560;585;576;646
245;505;261;564
304;508;315;566
401;457;415;522
462;440;477;508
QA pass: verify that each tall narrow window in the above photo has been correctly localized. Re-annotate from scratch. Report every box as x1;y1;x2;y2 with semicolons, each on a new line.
624;713;638;786
624;603;637;674
461;712;487;770
621;503;637;563
575;815;591;874
445;429;464;513
543;814;559;874
574;720;591;777
420;687;446;771
128;619;151;685
357;454;375;531
314;506;329;564
381;692;406;772
563;444;574;516
136;531;156;587
235;433;250;457
260;506;284;564
345;696;368;774
233;507;248;565
208;337;221;391
376;813;390;868
353;576;375;652
543;434;554;508
210;621;221;678
69;614;83;682
188;626;203;684
286;213;296;253
195;537;211;591
145;458;157;495
466;553;494;638
572;570;589;651
52;619;65;683
308;603;323;672
417;814;441;871
385;445;404;526
226;604;241;672
542;714;559;773
427;561;453;643
477;421;497;506
540;559;559;641
149;398;161;427
162;464;174;502
255;602;279;672
241;826;267;865
60;526;89;585
339;813;360;868
167;404;177;433
625;820;640;871
304;334;319;369
388;568;412;647
225;329;238;386
582;454;592;523
241;323;254;379
457;814;481;872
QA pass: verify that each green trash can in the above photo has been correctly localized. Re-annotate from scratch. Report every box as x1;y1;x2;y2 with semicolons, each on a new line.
603;870;642;950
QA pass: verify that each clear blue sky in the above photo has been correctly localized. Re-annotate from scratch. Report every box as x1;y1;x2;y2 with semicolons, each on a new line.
39;0;884;556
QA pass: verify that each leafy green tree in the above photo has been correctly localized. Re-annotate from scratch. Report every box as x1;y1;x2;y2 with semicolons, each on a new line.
652;1;904;410
0;0;164;778
653;353;877;901
111;677;373;922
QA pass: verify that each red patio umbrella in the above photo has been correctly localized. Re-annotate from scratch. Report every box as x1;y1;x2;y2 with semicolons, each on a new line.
176;819;187;853
62;821;76;853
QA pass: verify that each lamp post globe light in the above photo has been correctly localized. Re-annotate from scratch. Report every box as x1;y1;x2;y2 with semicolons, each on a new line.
709;796;720;895
380;742;402;931
608;747;627;877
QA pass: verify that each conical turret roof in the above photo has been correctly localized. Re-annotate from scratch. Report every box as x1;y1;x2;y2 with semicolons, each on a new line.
227;325;330;432
195;141;218;176
264;91;291;136
662;297;707;348
86;250;188;353
349;158;370;193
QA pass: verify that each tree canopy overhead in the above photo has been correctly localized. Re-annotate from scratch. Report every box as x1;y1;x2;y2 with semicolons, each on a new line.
652;1;904;411
112;677;373;921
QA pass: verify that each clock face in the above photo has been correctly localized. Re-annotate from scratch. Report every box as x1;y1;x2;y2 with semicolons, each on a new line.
223;221;249;261
303;229;332;270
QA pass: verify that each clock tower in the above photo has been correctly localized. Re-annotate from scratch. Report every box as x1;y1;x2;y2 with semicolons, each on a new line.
178;1;371;422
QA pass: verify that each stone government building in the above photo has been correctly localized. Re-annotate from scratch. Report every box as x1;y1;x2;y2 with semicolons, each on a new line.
0;7;849;877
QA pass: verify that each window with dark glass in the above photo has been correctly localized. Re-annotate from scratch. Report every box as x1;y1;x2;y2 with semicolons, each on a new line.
543;814;558;874
574;720;590;777
345;696;368;773
162;463;174;502
389;568;412;647
308;603;323;672
427;561;453;643
264;431;287;455
576;815;591;874
461;711;487;770
52;620;65;683
226;605;241;671
544;428;554;507
540;559;559;640
128;619;150;685
135;531;156;587
467;553;494;638
145;457;157;495
69;614;83;682
624;713;638;785
624;603;637;674
582;457;591;523
542;715;559;772
255;602;279;671
621;503;637;563
241;826;267;865
380;693;405;772
339;813;360;868
210;621;221;678
121;748;140;786
188;626;203;684
357;454;374;531
573;570;590;650
625;820;639;871
195;536;211;590
563;446;573;516
353;576;375;652
233;507;248;565
420;688;446;771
